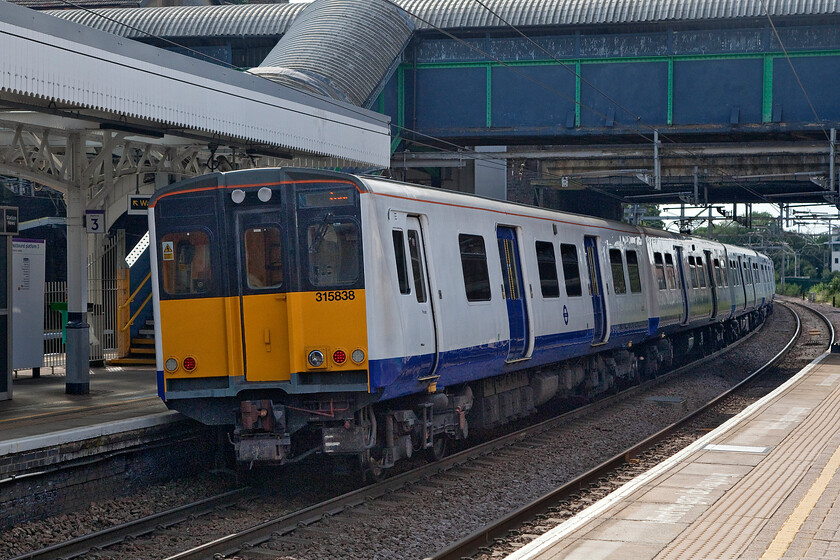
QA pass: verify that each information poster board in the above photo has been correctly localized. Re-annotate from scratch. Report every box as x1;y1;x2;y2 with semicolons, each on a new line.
12;239;45;370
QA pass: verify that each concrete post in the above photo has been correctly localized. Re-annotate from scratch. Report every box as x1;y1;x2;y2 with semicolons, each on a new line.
65;133;90;394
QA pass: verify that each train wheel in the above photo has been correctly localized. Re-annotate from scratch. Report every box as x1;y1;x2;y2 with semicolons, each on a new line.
426;434;448;462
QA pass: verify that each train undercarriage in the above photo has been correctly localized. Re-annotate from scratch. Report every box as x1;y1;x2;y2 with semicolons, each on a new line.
232;307;771;474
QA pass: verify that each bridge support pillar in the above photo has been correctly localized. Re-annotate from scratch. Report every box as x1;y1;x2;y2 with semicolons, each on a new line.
65;133;89;395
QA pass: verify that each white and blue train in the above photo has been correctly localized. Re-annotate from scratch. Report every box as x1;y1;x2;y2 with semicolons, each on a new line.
149;167;774;469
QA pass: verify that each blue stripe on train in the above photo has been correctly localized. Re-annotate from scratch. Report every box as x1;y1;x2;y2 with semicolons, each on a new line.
370;319;661;400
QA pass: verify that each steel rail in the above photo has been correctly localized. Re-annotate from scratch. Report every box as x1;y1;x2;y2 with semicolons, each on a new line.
7;488;251;560
161;310;778;560
426;301;819;560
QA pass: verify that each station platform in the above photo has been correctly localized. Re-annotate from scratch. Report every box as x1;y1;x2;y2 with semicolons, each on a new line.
0;366;170;448
507;349;840;560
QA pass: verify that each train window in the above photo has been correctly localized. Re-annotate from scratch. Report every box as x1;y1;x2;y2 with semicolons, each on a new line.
407;230;427;303
609;249;626;294
626;250;642;293
307;219;360;287
535;241;560;298
664;253;677;290
560;244;582;297
160;230;212;296
687;256;699;289
654;253;667;290
244;226;284;289
392;230;410;294
459;234;491;302
696;257;707;288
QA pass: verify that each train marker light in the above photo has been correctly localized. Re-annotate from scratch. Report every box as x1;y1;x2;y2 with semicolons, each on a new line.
308;350;325;368
165;357;178;372
258;187;272;202
351;349;365;364
183;356;197;372
231;189;246;204
333;349;347;364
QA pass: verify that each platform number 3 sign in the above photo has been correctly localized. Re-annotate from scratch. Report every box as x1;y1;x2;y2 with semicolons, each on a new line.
85;210;105;234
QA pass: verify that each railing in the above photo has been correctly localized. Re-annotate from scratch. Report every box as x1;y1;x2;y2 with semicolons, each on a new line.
41;231;125;369
118;272;151;333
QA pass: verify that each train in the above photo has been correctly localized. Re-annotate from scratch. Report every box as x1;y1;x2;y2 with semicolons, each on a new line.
148;167;774;473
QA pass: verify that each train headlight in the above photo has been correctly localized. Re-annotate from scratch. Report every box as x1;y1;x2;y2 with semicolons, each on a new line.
333;349;346;365
165;357;178;372
231;189;246;204
308;350;325;368
183;356;197;372
351;349;365;364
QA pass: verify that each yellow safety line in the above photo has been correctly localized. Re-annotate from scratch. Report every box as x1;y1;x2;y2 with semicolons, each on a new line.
0;395;158;424
761;442;840;558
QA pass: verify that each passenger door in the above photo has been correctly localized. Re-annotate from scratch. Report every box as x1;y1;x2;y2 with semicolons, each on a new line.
236;210;290;382
392;216;438;379
584;236;607;344
497;226;529;360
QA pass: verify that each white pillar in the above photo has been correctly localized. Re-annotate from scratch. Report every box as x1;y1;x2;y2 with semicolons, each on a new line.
65;133;90;394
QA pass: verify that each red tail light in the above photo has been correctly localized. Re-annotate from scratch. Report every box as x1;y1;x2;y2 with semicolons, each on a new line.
183;356;196;371
333;350;346;364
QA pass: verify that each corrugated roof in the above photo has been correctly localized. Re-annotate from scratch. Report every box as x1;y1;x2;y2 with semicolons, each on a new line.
398;0;840;30
44;3;305;39
46;0;840;39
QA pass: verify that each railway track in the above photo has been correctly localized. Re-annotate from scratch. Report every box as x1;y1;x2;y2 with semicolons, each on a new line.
160;306;798;560
429;301;831;560
8;304;806;560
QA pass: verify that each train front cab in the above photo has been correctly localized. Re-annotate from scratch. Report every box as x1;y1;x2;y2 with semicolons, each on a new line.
150;169;372;464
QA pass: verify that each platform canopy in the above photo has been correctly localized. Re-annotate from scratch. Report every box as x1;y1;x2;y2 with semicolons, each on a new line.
0;1;391;171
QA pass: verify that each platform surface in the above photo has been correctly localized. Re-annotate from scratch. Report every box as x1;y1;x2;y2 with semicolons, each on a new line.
0;366;168;444
507;350;840;560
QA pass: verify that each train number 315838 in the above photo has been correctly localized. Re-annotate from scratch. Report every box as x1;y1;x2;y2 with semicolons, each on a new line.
315;290;356;302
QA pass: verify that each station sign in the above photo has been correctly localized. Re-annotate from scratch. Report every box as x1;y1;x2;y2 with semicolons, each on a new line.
0;207;18;235
85;210;105;234
128;195;151;216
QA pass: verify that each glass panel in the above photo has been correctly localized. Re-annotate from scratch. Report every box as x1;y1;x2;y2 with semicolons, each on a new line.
560;244;582;297
535;241;560;298
654;252;667;290
697;257;706;288
407;230;427;303
459;234;491;302
626;250;642;293
609;249;626;294
392;230;409;295
161;230;212;295
307;220;360;287
498;238;521;300
664;253;677;290
244;226;284;289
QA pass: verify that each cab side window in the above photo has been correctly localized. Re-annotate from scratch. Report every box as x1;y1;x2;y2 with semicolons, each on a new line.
161;230;212;296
